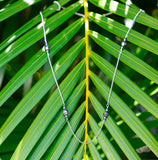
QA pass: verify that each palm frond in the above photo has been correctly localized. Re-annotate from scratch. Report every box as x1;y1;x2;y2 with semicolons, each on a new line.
0;0;158;159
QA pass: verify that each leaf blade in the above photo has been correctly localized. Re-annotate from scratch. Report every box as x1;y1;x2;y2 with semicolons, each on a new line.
0;0;41;21
89;30;158;84
90;51;158;117
0;0;72;51
10;60;85;160
89;92;141;159
89;12;158;55
0;1;83;67
47;118;85;160
28;81;86;160
0;19;84;106
88;114;121;160
87;136;102;160
89;71;158;156
89;0;158;30
0;40;85;145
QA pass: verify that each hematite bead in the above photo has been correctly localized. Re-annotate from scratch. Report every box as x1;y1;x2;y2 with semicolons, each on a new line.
63;109;68;118
103;111;108;120
45;45;49;51
121;41;126;47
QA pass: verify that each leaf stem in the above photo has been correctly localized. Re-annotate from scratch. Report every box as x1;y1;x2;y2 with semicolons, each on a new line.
84;0;89;159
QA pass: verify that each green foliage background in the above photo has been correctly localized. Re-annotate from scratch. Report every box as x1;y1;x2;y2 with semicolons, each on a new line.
0;0;158;159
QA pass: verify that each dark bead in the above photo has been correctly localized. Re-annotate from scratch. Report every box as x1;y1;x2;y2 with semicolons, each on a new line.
103;111;108;119
121;41;126;47
45;45;49;51
63;109;68;118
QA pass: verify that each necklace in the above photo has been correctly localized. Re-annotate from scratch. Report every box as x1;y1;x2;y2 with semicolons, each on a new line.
40;3;143;144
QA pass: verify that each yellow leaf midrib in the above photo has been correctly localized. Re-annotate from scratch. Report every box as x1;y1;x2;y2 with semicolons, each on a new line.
84;0;89;159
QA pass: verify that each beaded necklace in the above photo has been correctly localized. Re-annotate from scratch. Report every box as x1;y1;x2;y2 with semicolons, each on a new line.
40;2;143;144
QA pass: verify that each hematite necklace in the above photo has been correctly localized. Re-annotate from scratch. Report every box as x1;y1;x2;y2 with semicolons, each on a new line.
40;3;143;144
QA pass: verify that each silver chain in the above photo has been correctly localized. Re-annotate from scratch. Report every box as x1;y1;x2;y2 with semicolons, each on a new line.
40;3;144;144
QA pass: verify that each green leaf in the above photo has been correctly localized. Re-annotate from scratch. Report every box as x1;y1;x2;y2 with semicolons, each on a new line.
1;0;158;158
89;0;158;30
88;114;121;160
45;107;85;160
138;112;154;121
10;60;85;160
57;120;85;160
0;133;23;154
0;66;5;87
0;1;83;67
0;0;41;21
89;30;158;84
89;12;158;55
0;43;85;145
28;81;85;160
0;19;84;106
89;71;158;156
90;51;158;118
87;136;102;160
0;0;72;51
73;144;84;160
144;119;158;130
89;92;141;159
0;153;12;160
118;0;138;9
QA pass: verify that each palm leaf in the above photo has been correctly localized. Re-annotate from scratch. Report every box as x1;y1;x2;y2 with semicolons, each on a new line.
87;136;102;160
0;0;41;21
89;92;141;159
0;1;82;67
0;19;84;106
0;0;157;159
89;71;158;156
28;81;85;160
89;0;158;29
0;0;71;50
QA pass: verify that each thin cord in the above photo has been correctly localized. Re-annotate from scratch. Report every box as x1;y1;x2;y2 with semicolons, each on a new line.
40;12;66;111
105;9;144;112
40;7;143;144
54;1;84;17
53;1;61;11
54;1;110;19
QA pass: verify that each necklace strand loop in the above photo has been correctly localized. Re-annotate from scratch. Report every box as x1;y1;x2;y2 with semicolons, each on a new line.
40;6;144;144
